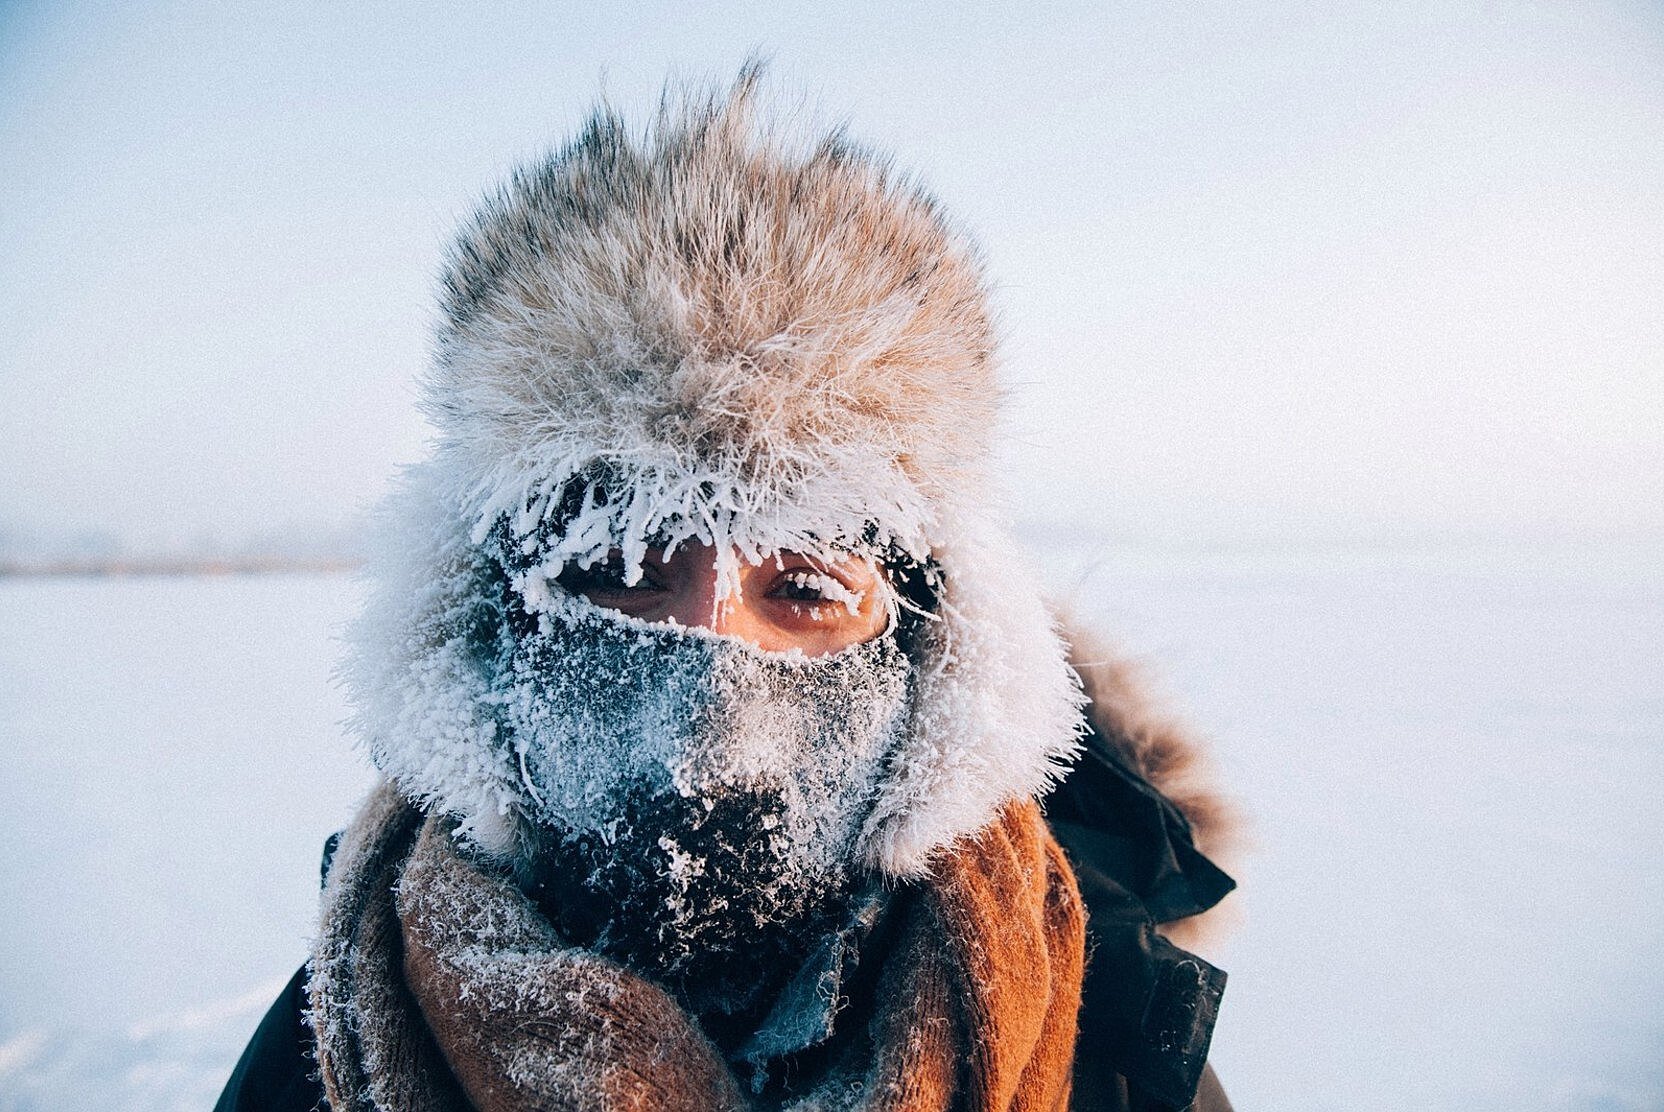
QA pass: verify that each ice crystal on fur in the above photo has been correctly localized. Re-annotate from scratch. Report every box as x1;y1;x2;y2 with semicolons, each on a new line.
425;68;1000;601
344;69;1087;877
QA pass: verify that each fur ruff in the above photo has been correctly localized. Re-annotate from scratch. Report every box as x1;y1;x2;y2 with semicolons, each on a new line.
1055;616;1241;948
309;781;1086;1112
343;67;1086;877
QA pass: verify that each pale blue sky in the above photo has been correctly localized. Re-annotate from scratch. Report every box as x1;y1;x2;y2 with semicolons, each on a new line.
2;0;1660;550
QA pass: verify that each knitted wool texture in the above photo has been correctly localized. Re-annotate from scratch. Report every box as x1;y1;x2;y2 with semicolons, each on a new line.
309;781;1085;1112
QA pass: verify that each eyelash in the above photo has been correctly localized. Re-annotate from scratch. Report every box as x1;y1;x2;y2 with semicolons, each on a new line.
773;570;865;614
555;559;659;595
775;570;837;602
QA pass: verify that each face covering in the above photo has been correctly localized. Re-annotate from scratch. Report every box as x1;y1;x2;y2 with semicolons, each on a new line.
491;591;912;1026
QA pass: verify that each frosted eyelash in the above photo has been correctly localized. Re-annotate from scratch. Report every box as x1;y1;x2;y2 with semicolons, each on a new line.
782;571;865;617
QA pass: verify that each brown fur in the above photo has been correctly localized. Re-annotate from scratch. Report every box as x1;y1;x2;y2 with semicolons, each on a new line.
430;62;1000;539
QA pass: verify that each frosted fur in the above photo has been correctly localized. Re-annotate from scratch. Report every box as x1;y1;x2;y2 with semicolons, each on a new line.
342;465;526;855
428;69;999;600
344;70;1085;876
861;507;1086;875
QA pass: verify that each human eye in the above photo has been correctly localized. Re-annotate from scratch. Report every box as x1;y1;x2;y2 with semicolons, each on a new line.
556;555;662;598
768;568;865;615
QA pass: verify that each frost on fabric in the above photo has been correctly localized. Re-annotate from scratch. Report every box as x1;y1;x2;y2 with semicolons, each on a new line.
345;479;923;1014
499;588;912;1020
393;818;746;1110
498;588;909;838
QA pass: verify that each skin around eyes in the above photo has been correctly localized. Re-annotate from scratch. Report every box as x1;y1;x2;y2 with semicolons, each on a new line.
555;544;891;656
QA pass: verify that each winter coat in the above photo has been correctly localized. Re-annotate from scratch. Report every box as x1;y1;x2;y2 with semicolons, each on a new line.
216;627;1238;1112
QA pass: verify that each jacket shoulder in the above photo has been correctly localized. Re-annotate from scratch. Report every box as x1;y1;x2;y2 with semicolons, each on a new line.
214;965;327;1112
1043;614;1239;1111
1047;614;1239;936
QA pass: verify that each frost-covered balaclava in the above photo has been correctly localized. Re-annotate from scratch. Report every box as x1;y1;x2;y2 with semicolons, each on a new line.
495;583;910;1019
346;67;1086;884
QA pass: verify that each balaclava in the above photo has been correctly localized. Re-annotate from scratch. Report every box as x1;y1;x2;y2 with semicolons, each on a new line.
488;541;913;1025
345;66;1087;919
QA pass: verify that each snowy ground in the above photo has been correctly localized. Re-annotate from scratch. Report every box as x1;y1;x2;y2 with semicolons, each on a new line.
1;541;1660;1110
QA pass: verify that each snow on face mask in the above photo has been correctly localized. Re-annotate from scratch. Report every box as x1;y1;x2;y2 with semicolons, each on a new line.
494;591;912;1018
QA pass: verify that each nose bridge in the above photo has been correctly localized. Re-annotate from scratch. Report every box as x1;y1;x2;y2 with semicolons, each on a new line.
674;557;739;633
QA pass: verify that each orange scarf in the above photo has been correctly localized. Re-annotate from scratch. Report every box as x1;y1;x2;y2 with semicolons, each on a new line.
310;782;1085;1111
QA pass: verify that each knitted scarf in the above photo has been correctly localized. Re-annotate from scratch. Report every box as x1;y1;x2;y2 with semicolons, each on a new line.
309;781;1085;1112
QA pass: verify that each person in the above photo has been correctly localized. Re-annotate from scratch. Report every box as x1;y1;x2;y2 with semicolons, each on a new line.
218;66;1238;1112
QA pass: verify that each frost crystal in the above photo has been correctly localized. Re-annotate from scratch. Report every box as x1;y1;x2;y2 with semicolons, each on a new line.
500;592;912;1018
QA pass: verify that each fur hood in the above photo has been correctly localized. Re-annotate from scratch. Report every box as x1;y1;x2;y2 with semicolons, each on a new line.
345;68;1090;879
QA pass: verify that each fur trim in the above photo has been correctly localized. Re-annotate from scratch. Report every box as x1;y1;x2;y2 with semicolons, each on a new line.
1056;615;1242;947
344;67;1083;878
428;63;998;591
